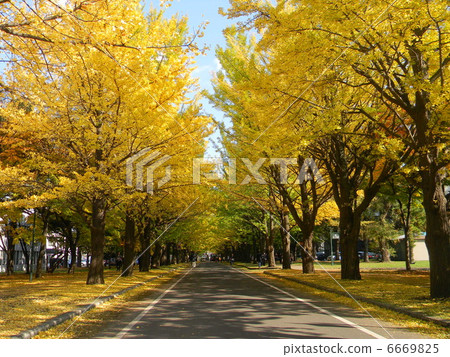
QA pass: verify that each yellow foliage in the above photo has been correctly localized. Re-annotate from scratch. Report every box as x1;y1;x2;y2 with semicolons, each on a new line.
0;267;185;338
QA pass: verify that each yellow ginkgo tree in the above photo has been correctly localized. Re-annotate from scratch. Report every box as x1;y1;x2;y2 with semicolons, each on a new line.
223;0;449;298
0;0;210;284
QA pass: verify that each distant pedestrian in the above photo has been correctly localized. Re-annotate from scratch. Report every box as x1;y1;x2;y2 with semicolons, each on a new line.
190;253;197;268
261;253;267;266
116;256;123;271
257;253;262;268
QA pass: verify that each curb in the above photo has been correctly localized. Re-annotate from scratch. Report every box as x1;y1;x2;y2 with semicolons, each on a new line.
12;268;182;339
263;271;450;329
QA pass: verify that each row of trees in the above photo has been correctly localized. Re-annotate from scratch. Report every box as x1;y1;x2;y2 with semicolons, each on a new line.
208;0;449;298
0;0;213;283
0;0;448;300
212;180;426;268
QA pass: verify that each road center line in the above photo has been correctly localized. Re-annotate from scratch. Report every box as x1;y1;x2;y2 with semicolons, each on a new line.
115;268;193;339
234;268;385;339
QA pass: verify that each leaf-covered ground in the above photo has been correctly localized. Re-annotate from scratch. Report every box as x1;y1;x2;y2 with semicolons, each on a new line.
255;268;449;339
0;265;185;338
243;260;431;270
2;264;447;339
309;260;431;270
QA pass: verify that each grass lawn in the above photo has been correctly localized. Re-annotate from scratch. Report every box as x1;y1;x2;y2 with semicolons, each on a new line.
306;260;430;270
238;260;430;270
256;268;449;339
0;265;186;338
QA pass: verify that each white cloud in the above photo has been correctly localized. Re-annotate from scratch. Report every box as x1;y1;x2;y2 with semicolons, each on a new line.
192;65;213;75
214;58;223;71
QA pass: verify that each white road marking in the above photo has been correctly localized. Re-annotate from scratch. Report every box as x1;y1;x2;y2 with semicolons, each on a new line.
115;268;193;339
234;268;385;339
115;265;385;339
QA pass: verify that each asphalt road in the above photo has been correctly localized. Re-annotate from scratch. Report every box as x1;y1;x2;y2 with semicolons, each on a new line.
97;262;423;339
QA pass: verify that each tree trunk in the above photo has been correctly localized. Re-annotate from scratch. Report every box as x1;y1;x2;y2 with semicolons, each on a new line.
67;226;80;274
36;209;50;278
86;198;106;285
276;172;325;273
35;240;46;278
160;245;168;266
170;243;176;264
77;247;82;268
393;183;415;271
266;215;275;268
407;42;450;298
259;228;265;255
340;209;361;280
280;203;291;269
68;241;77;274
6;246;14;275
181;249;189;263
380;238;391;262
5;224;15;275
167;244;172;265
173;244;179;264
165;244;171;265
292;243;297;263
421;170;450;298
19;239;30;274
122;214;136;277
404;226;412;271
139;252;151;272
139;222;151;272
301;229;315;274
152;241;162;269
62;237;69;269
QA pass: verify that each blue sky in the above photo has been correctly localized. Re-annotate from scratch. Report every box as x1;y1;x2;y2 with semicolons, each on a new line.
144;0;235;155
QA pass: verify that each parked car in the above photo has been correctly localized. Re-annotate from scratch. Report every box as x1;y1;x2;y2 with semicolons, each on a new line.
371;252;382;260
358;251;379;260
316;251;327;261
327;252;341;261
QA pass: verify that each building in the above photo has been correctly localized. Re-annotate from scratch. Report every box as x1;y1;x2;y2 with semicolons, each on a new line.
393;233;429;261
0;235;61;273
